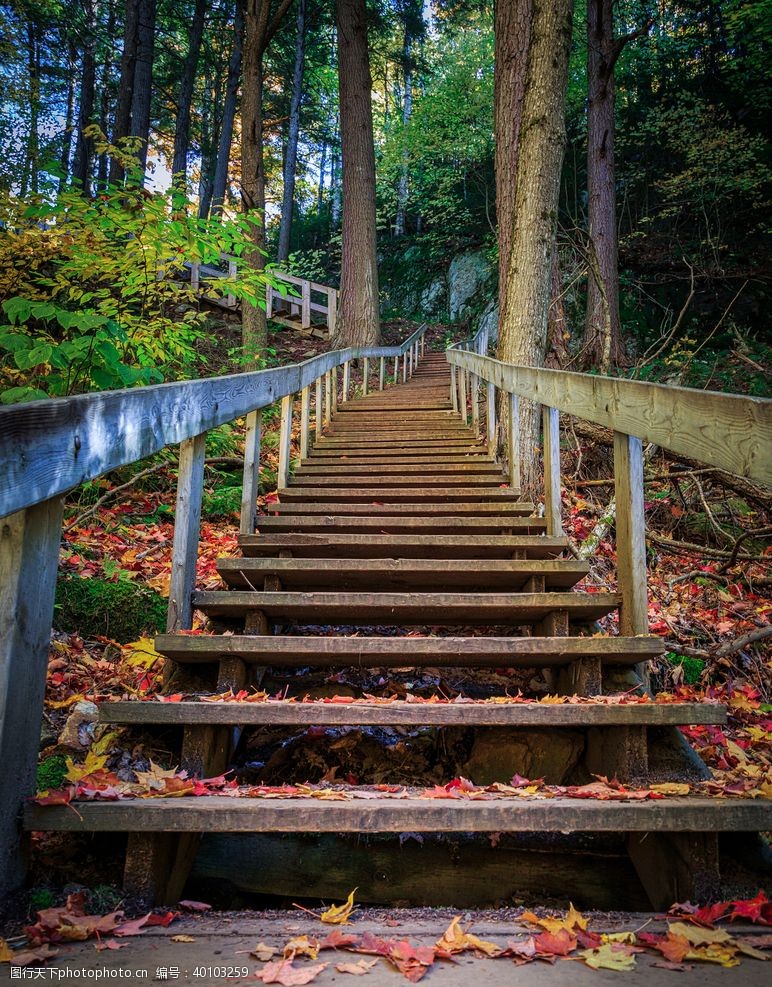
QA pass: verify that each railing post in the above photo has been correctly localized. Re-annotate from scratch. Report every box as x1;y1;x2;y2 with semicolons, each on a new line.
168;433;206;631
326;288;338;337
363;357;369;396
486;381;496;448
301;279;311;329
471;373;480;429
508;391;521;491
542;406;562;537
240;410;262;535
266;284;274;320
459;367;468;424
0;496;64;904
315;375;323;440
394;356;399;383
403;354;408;382
343;361;351;402
299;386;311;459
324;370;332;424
379;356;385;390
278;394;294;489
421;335;425;357
614;432;649;636
450;365;458;412
332;366;339;412
227;258;237;308
190;262;200;294
408;346;413;378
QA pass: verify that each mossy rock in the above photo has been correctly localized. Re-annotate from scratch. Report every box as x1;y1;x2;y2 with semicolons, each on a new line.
55;576;167;643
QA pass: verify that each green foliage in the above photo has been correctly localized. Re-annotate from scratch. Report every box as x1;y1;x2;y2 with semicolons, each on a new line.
29;887;56;912
665;652;706;686
55;575;168;643
36;755;68;792
0;131;274;403
203;477;242;519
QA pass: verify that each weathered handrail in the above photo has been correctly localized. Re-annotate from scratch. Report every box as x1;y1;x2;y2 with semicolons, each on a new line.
444;343;771;650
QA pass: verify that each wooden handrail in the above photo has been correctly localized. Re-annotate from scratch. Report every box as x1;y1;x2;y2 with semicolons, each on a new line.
447;352;771;485
0;327;428;520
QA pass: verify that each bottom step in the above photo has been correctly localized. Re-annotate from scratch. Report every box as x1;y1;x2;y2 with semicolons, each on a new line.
25;795;768;833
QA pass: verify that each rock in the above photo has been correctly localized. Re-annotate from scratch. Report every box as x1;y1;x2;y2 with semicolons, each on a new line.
419;277;447;318
447;250;493;322
57;700;99;750
462;728;584;785
474;300;499;349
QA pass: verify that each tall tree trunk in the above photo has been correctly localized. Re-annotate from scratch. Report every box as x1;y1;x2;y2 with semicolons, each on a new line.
171;0;207;180
545;251;570;369
59;42;78;189
129;0;157;176
211;0;245;215
96;2;116;189
583;0;623;370
316;137;327;216
330;124;341;228
334;0;380;345
110;0;140;183
25;21;41;195
241;0;293;365
394;35;412;237
72;0;97;194
277;0;306;263
497;0;574;497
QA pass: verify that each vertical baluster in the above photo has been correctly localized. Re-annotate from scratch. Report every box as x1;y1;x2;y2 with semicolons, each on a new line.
332;366;339;412
459;367;468;424
614;433;649;636
508;391;521;491
325;369;332;423
278;394;294;489
403;353;408;382
240;410;262;535
301;279;311;329
190;262;200;294
266;284;274;319
379;356;385;390
363;357;369;395
450;365;458;412
343;361;351;401
486;381;496;448
471;373;480;429
393;356;399;383
299;387;310;459
168;433;206;631
315;375;323;440
542;406;562;537
227;258;237;308
326;288;338;337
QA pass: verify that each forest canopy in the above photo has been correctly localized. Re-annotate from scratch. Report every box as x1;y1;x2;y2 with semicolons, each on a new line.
0;0;769;400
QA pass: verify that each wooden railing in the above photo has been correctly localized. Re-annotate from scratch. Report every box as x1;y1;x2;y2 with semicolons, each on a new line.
0;325;428;889
187;254;338;334
445;342;772;640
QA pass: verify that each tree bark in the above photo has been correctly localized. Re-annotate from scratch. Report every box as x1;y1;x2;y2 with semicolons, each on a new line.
546;251;570;369
210;0;245;215
171;0;207;181
394;0;422;236
129;0;157;176
583;0;623;370
59;42;77;189
277;0;307;263
111;0;140;183
497;0;574;497
96;3;116;189
72;0;97;194
333;0;380;346
241;0;293;365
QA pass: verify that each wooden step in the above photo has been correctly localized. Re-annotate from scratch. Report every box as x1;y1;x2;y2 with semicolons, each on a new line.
254;517;545;535
192;590;620;624
304;455;495;465
309;443;489;456
294;462;503;475
239;533;568;559
266;503;533;517
99;699;725;728
277;487;523;502
25;796;768;835
287;475;507;488
217;557;585;591
155;633;662;668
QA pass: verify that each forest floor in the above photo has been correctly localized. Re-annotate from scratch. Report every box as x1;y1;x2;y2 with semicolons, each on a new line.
2;317;770;974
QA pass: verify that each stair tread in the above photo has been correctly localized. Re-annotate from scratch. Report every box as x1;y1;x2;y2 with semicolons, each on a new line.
265;503;531;516
192;589;620;623
255;517;545;534
154;633;662;667
239;533;568;558
25;795;768;833
277;487;526;502
217;557;586;590
98;699;724;727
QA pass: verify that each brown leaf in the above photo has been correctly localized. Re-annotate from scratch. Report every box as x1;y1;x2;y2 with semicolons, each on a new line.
335;959;378;976
258;959;328;985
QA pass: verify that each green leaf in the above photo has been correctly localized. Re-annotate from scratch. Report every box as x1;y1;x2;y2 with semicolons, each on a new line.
1;386;49;404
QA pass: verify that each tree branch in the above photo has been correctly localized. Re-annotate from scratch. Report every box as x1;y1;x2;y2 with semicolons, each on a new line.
608;18;654;77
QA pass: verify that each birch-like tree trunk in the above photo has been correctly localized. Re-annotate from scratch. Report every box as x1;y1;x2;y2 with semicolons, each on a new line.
333;0;380;345
210;0;245;215
110;0;140;183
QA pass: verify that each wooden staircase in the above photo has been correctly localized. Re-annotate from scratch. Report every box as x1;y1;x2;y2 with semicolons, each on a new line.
22;352;769;910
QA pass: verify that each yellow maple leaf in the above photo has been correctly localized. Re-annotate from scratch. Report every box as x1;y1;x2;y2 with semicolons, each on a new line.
283;935;320;959
527;903;588;935
0;938;14;962
91;730;120;756
321;889;357;925
436;917;501;956
134;761;182;789
581;944;636;971
649;783;691;796
47;693;87;710
685;944;740;967
64;750;108;783
122;638;163;670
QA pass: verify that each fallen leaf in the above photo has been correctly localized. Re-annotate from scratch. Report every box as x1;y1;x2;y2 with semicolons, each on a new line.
94;939;127;951
2;944;59;966
170;935;196;943
321;889;357;925
0;939;14;962
534;929;576;957
258;959;328;985
284;936;321;960
335;959;378;975
435;916;501;956
178;900;212;912
253;943;278;961
581;942;637;971
668;921;732;946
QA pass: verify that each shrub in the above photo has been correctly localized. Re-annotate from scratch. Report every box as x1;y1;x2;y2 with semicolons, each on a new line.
55;576;167;643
